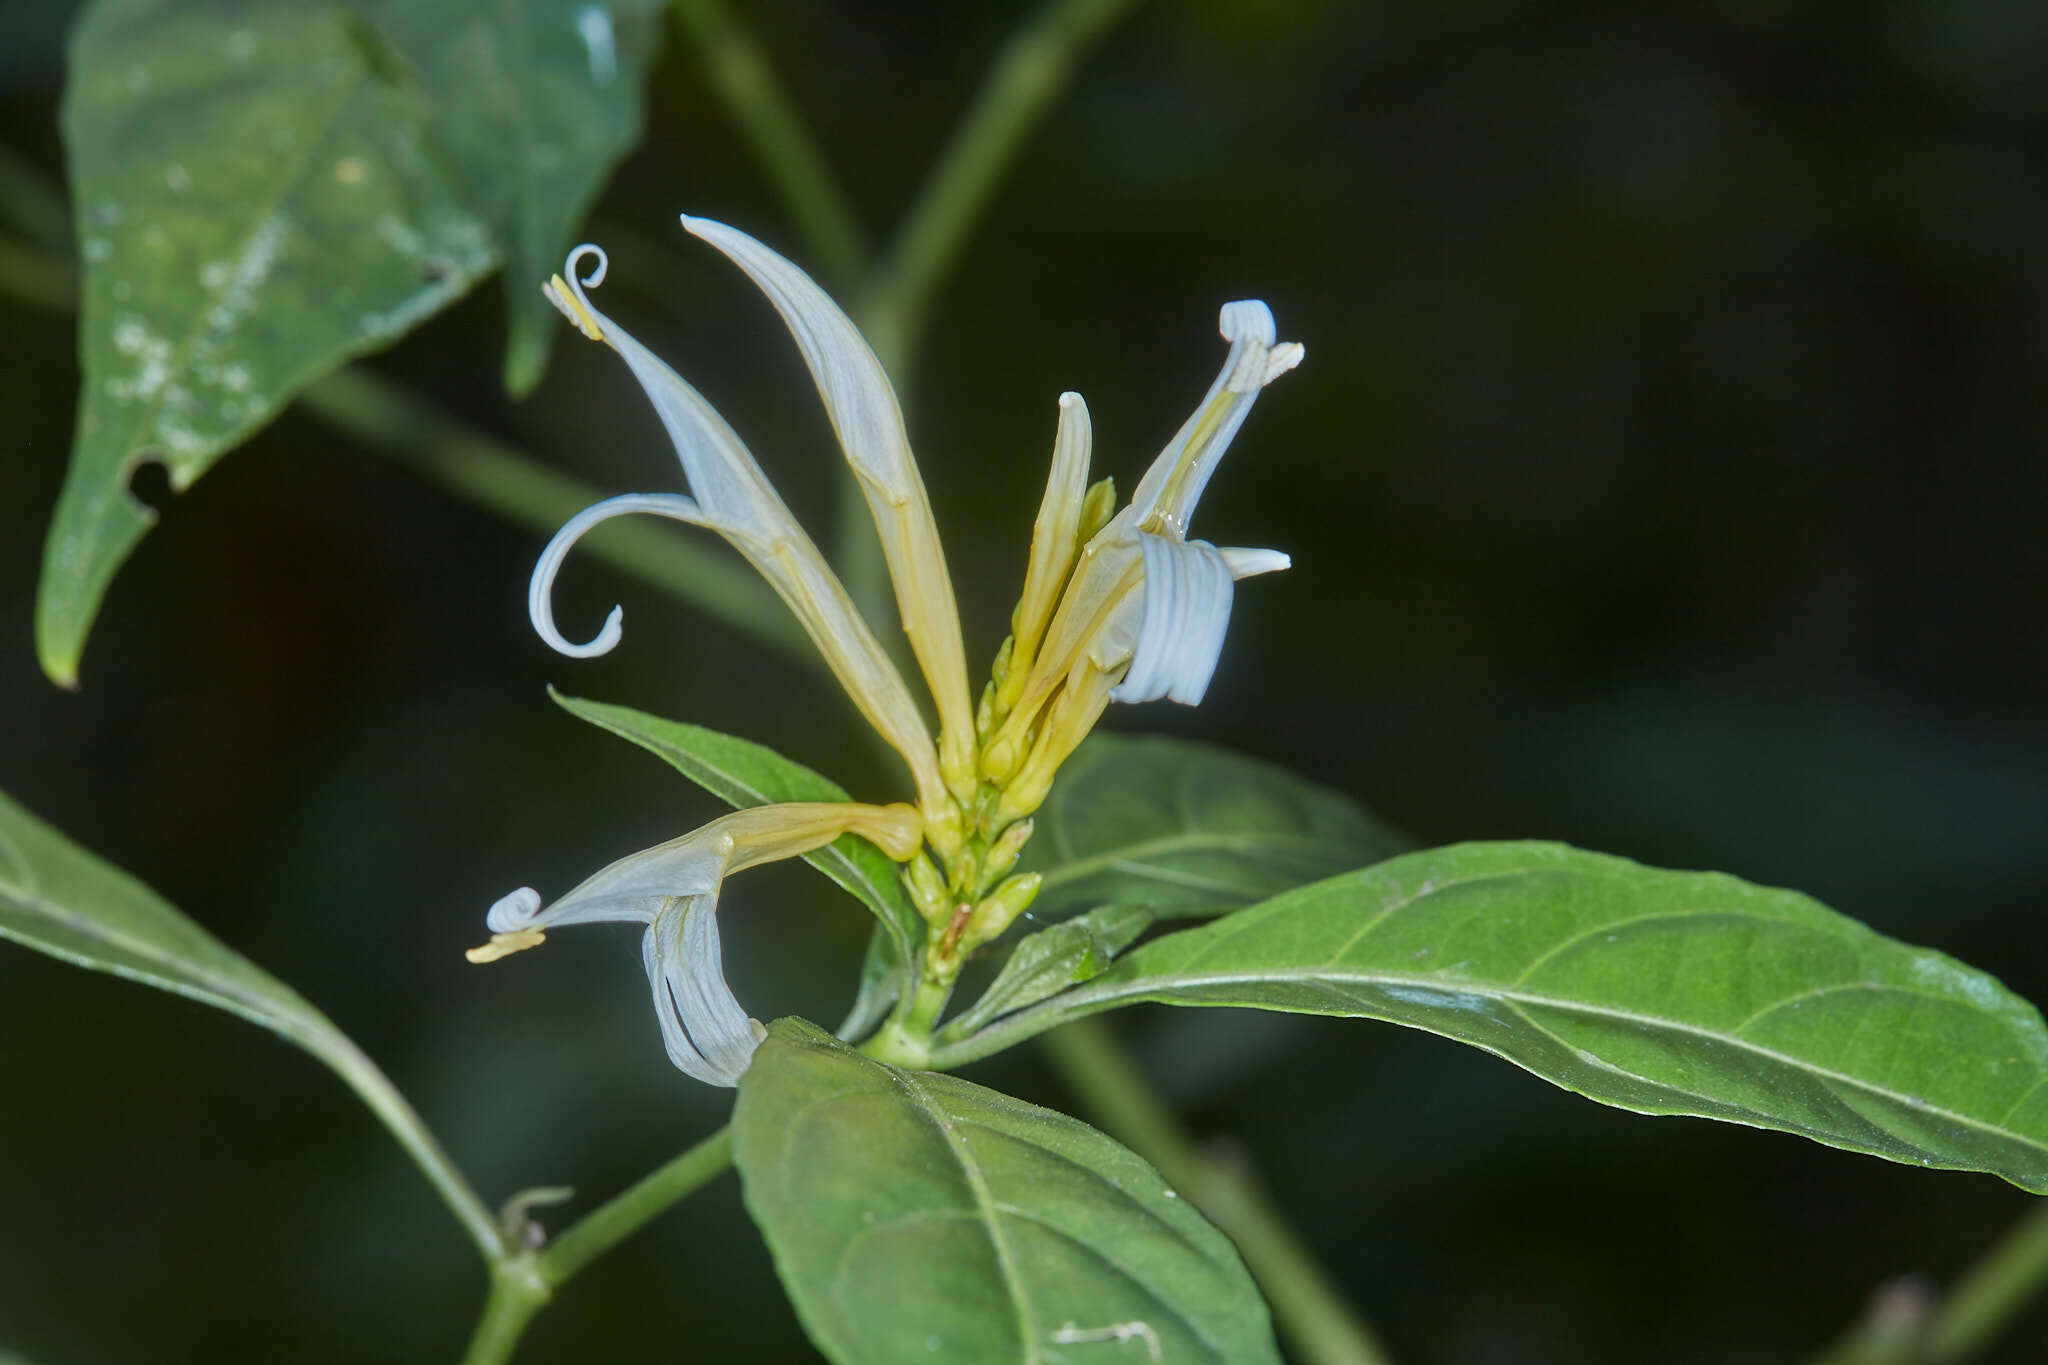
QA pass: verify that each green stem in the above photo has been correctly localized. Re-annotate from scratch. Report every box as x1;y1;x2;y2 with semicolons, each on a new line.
669;0;866;286
1039;1017;1397;1365
1928;1200;2048;1360
295;367;815;667
306;1026;511;1266
457;1127;736;1365
538;1125;735;1285
857;0;1142;382
1807;1201;2048;1365
458;1261;551;1365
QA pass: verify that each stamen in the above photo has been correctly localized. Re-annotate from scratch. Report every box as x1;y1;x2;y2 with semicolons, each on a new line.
541;244;608;341
466;929;547;964
528;492;709;658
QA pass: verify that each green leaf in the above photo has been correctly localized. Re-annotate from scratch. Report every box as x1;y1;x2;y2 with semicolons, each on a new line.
734;1018;1282;1365
42;0;497;686
938;841;2048;1192
0;785;504;1257
942;904;1155;1042
1020;733;1409;919
550;690;926;979
352;0;665;394
0;785;335;1046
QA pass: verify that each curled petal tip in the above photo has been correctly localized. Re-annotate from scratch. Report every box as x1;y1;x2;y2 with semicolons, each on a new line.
1219;299;1277;345
544;245;610;342
528;493;708;660
487;886;545;932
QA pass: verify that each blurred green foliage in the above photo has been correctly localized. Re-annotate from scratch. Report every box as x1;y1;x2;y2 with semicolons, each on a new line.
2;0;2045;1361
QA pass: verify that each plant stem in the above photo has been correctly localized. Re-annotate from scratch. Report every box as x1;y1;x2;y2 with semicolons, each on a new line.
1807;1201;2048;1365
857;0;1141;382
458;1261;551;1365
669;0;865;287
1927;1200;2048;1360
538;1125;735;1285
306;1026;511;1265
1039;1017;1396;1365
295;367;815;667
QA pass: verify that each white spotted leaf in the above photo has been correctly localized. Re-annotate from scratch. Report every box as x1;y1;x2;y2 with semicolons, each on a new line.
41;0;497;686
351;0;666;395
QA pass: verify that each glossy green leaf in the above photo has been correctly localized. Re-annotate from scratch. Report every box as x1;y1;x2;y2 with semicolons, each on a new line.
0;785;505;1257
0;786;332;1046
942;904;1155;1042
734;1018;1282;1365
1020;733;1409;919
551;690;926;976
353;0;664;394
939;841;2048;1192
41;0;497;686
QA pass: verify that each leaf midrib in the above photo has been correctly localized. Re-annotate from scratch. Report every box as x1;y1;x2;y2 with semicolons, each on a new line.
989;964;2048;1156
888;1068;1043;1363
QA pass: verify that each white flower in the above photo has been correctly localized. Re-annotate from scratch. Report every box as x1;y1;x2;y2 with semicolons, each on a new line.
534;241;956;825
469;803;920;1085
984;300;1302;817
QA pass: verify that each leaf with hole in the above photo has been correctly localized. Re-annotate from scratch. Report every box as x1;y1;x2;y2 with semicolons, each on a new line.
734;1018;1282;1365
939;841;2048;1192
42;0;497;685
1019;733;1409;920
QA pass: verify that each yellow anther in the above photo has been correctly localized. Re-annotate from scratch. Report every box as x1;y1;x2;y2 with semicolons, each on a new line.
466;928;547;964
542;274;604;342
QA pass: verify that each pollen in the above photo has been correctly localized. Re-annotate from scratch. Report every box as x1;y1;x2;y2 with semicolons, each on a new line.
542;274;604;342
465;928;547;964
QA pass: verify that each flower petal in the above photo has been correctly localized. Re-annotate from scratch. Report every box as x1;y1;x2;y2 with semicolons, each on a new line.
529;492;707;658
1011;392;1093;672
541;245;948;812
1128;300;1303;540
642;898;755;1086
1110;535;1237;706
681;216;977;795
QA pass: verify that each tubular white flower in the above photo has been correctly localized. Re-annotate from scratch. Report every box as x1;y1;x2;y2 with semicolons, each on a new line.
986;301;1302;780
681;216;978;798
469;802;921;1086
536;244;949;817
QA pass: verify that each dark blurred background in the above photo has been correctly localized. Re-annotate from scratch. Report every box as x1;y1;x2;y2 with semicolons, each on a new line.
4;0;2046;1361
